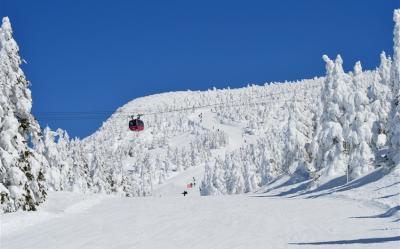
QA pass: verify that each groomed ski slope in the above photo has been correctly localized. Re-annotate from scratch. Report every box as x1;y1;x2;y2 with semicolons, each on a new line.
2;185;399;249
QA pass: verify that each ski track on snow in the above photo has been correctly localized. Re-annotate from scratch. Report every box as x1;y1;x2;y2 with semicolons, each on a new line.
2;192;399;249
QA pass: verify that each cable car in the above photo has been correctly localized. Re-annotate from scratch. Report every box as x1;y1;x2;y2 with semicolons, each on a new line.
129;115;144;131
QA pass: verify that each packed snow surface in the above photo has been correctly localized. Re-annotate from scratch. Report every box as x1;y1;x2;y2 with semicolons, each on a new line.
1;167;399;249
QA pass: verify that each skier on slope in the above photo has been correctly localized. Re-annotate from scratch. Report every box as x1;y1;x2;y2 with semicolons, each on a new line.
182;190;188;196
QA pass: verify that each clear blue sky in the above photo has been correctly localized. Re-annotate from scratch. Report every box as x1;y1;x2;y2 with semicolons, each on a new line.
2;0;399;138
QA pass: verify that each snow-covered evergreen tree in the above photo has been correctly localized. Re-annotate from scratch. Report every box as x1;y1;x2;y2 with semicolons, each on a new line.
55;129;74;191
70;138;90;192
312;55;353;181
228;153;245;194
200;161;219;195
0;17;47;212
389;9;400;166
243;154;258;193
283;100;311;177
42;127;61;191
347;62;375;179
369;52;392;151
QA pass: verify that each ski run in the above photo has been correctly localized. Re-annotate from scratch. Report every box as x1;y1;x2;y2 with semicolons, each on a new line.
0;8;400;249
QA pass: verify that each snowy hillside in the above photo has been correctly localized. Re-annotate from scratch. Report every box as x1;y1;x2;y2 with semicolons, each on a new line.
1;7;400;249
79;76;323;197
1;9;400;213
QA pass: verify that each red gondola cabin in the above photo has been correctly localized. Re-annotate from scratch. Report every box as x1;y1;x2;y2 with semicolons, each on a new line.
129;118;144;131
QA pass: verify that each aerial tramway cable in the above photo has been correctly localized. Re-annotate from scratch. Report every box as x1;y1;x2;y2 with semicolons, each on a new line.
34;85;321;132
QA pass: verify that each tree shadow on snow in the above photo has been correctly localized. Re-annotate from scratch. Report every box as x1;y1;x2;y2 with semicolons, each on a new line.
300;168;387;199
291;175;347;199
370;227;400;231
374;181;400;191
257;167;389;199
254;177;282;194
273;180;313;197
258;174;308;195
289;236;400;245
375;193;400;199
351;206;400;220
334;168;386;192
250;180;313;198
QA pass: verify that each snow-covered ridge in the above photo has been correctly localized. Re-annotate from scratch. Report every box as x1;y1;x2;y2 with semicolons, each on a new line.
87;76;323;140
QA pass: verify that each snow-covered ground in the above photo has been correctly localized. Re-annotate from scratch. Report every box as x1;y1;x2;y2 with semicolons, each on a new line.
1;170;399;249
2;77;399;249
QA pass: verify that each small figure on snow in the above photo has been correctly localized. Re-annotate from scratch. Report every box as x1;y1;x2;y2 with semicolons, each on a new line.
182;190;188;196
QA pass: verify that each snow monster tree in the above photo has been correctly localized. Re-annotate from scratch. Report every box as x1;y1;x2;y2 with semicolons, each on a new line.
0;17;47;212
389;9;400;166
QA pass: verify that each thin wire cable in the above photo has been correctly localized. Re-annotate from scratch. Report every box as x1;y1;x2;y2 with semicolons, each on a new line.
35;85;322;121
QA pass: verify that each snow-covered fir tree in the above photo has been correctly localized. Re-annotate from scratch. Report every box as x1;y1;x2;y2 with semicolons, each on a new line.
389;9;400;166
0;17;47;212
312;55;353;181
42;126;61;191
369;52;392;152
347;62;375;179
283;100;312;177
